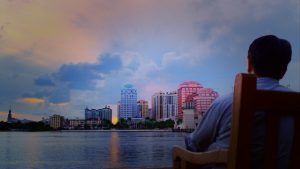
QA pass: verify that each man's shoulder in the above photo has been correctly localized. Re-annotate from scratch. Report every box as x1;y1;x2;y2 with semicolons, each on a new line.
213;92;233;106
276;85;293;92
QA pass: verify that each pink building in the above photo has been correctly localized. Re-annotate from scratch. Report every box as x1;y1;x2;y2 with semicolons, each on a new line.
193;88;219;116
178;81;219;120
177;81;203;119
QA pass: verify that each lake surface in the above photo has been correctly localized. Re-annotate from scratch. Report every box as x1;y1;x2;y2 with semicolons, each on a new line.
0;131;187;169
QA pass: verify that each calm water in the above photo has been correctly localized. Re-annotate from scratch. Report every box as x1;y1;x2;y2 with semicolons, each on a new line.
0;131;187;169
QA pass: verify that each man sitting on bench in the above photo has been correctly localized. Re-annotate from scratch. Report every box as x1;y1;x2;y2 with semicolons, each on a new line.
185;35;293;169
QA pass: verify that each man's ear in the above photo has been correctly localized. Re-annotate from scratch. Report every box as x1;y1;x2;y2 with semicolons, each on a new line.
247;59;254;74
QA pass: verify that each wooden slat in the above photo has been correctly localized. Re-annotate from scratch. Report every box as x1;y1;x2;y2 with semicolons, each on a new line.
228;74;256;169
291;112;300;169
264;111;280;169
172;146;227;165
255;90;300;112
228;73;300;169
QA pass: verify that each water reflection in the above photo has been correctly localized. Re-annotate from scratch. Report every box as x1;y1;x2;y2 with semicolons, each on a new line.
0;131;186;169
108;132;121;167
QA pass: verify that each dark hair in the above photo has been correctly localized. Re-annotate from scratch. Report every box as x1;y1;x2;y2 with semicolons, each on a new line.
248;35;292;80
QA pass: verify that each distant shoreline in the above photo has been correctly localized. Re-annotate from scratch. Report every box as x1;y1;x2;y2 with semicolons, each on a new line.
0;129;174;132
1;128;193;133
61;129;173;132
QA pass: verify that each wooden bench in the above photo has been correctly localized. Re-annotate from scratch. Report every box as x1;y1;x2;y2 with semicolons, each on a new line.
173;73;300;169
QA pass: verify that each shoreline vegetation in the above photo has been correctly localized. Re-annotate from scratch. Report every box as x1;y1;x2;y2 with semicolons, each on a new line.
0;121;193;132
0;121;54;131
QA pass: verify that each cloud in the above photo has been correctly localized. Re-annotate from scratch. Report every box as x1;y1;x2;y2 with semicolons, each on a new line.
48;86;70;104
17;97;45;105
33;53;122;105
35;53;121;90
49;102;68;106
0;0;298;119
22;90;51;98
282;60;300;91
34;75;55;86
54;63;101;90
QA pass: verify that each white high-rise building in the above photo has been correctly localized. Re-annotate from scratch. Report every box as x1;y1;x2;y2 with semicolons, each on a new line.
120;84;138;119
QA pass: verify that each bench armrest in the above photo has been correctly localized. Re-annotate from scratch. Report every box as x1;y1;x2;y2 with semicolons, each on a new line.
172;145;228;166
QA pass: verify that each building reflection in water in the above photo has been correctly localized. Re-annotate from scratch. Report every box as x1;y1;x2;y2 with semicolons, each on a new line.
108;131;121;167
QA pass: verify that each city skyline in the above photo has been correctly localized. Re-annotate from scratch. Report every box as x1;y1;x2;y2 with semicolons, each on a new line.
0;0;299;122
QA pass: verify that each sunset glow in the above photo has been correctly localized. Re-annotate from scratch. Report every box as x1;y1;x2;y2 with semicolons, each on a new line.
17;98;45;105
0;0;298;120
112;116;118;125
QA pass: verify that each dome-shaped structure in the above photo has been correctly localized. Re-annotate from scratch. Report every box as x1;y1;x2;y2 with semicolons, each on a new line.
124;84;134;89
178;80;203;89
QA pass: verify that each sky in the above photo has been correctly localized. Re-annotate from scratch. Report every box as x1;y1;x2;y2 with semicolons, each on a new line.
0;0;299;122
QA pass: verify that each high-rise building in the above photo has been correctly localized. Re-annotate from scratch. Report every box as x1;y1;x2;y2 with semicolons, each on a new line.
148;108;153;119
137;100;149;118
177;81;203;119
120;84;138;119
49;114;64;129
151;91;178;121
85;108;100;120
117;101;120;120
163;91;177;120
101;106;112;122
151;92;164;120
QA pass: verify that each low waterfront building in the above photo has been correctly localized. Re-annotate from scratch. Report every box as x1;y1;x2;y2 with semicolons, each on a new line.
65;118;85;129
49;114;64;129
85;106;112;122
182;96;198;129
85;106;112;128
127;117;144;129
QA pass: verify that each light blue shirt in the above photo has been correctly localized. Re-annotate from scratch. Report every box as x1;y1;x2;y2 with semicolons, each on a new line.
185;77;293;169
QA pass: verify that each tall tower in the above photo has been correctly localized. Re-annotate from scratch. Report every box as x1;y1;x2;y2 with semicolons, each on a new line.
120;84;138;119
163;91;178;120
7;105;12;122
137;100;149;118
151;92;164;120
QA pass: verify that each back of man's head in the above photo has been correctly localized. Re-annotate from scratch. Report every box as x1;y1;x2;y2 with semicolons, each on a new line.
248;35;292;80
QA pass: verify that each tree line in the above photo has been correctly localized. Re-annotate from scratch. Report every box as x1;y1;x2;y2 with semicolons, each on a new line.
0;121;53;131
